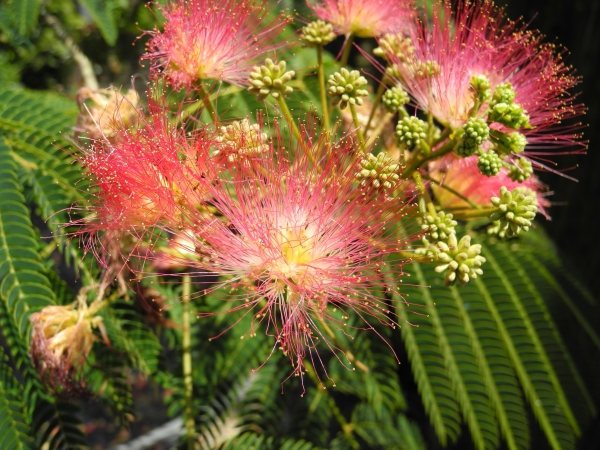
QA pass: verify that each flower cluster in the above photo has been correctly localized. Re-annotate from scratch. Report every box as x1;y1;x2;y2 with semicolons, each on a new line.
63;0;585;381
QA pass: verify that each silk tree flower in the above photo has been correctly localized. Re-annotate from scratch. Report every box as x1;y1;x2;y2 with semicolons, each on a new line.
69;97;217;269
165;130;419;377
383;0;585;164
142;0;289;89
430;155;550;217
307;0;415;38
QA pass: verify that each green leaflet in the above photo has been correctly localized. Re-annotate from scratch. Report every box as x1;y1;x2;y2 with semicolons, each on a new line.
78;0;119;46
7;0;40;37
396;229;594;450
0;351;34;450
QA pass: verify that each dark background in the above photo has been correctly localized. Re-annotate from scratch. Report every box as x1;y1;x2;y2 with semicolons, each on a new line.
502;0;600;293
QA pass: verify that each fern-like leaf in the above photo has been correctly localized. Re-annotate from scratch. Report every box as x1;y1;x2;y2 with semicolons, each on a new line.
32;400;88;450
0;350;34;450
8;0;40;36
78;0;119;45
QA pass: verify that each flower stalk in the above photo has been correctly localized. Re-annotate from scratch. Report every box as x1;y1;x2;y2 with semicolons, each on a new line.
182;274;196;450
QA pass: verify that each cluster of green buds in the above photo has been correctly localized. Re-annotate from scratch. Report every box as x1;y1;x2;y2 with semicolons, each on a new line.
382;86;410;113
421;211;457;243
415;210;486;286
434;234;486;286
470;74;492;103
488;186;538;238
507;157;534;182
373;33;414;62
395;116;427;149
327;68;369;109
248;59;295;100
214;119;270;162
300;20;336;46
488;82;532;129
477;150;502;177
495;131;528;155
356;152;400;189
454;117;490;157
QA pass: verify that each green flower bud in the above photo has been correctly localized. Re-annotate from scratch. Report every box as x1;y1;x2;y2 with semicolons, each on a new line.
454;117;489;157
470;74;491;102
421;211;457;242
477;150;502;177
508;157;534;182
373;33;414;62
495;131;528;154
490;186;538;237
382;86;410;113
395;116;427;148
488;82;532;129
327;68;369;109
489;102;531;129
356;152;400;189
491;82;516;105
248;59;295;100
301;20;336;46
434;234;486;286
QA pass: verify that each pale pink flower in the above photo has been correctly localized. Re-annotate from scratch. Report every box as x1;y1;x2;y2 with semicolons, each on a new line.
164;129;418;378
142;0;289;89
307;0;415;38
385;0;585;162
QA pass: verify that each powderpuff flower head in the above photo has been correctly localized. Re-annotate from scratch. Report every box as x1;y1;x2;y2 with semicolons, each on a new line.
430;155;550;216
70;95;216;266
384;0;585;161
307;0;415;38
142;0;289;89
168;130;419;378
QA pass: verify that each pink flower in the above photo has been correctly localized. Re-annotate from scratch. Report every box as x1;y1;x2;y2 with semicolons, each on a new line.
307;0;415;38
385;0;585;161
165;129;418;377
69;97;217;267
430;155;550;216
142;0;289;89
